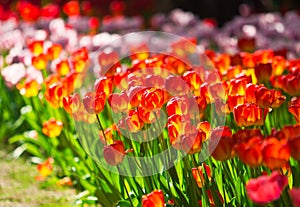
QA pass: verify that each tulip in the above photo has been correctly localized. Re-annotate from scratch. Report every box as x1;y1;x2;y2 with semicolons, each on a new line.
108;92;129;113
289;97;300;125
16;79;40;98
28;40;44;56
289;188;300;207
55;60;70;76
209;126;233;161
262;137;290;169
47;44;62;60
255;86;286;109
103;140;125;166
192;163;212;188
32;54;47;70
141;88;165;110
233;103;268;127
288;136;300;161
36;157;54;181
235;136;263;167
94;76;113;97
42;118;63;138
246;171;288;205
166;96;189;116
183;70;203;93
142;190;165;207
63;93;81;114
63;1;80;16
83;92;106;114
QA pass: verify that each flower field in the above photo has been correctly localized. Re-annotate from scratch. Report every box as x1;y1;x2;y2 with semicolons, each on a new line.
1;1;300;207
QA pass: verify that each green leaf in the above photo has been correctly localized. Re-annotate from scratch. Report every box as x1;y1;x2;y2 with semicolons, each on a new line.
116;200;132;207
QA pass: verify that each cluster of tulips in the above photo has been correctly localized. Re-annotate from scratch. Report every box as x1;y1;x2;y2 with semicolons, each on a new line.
1;1;300;207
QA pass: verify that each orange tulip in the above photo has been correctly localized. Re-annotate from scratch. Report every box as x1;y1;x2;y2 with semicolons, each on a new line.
288;97;300;124
254;50;274;64
103;140;125;166
17;79;40;97
56;60;70;76
63;93;81;114
142;190;165;207
233;103;268;127
241;52;256;68
235;136;263;167
262;137;290;169
121;110;144;133
44;82;68;108
272;56;285;76
213;54;231;74
95;77;113;98
183;70;203;94
108;92;129;113
70;47;89;72
255;86;286;109
130;43;149;60
28;40;44;55
47;43;62;60
192;163;212;188
56;177;73;187
141;88;165;110
137;107;160;124
32;54;47;70
83;92;106;114
42;118;63;138
36;157;54;181
165;75;188;96
166;96;189;116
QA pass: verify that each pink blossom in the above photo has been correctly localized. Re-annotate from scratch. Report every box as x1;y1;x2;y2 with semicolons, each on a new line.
246;171;288;205
1;63;26;87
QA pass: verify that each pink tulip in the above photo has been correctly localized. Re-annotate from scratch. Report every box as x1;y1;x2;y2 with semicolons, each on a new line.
246;171;288;205
290;188;300;207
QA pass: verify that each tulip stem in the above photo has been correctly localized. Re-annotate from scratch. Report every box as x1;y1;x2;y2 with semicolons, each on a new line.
96;114;107;143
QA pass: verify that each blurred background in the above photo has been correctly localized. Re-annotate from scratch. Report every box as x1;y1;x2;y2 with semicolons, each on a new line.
1;0;300;26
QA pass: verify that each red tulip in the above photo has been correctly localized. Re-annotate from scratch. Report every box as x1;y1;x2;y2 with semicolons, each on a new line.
103;140;125;166
254;63;272;84
246;171;288;205
18;1;40;22
142;190;165;207
209;126;233;161
63;1;80;16
41;4;60;19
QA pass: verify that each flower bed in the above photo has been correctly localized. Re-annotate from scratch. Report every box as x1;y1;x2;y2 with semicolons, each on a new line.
1;2;300;207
